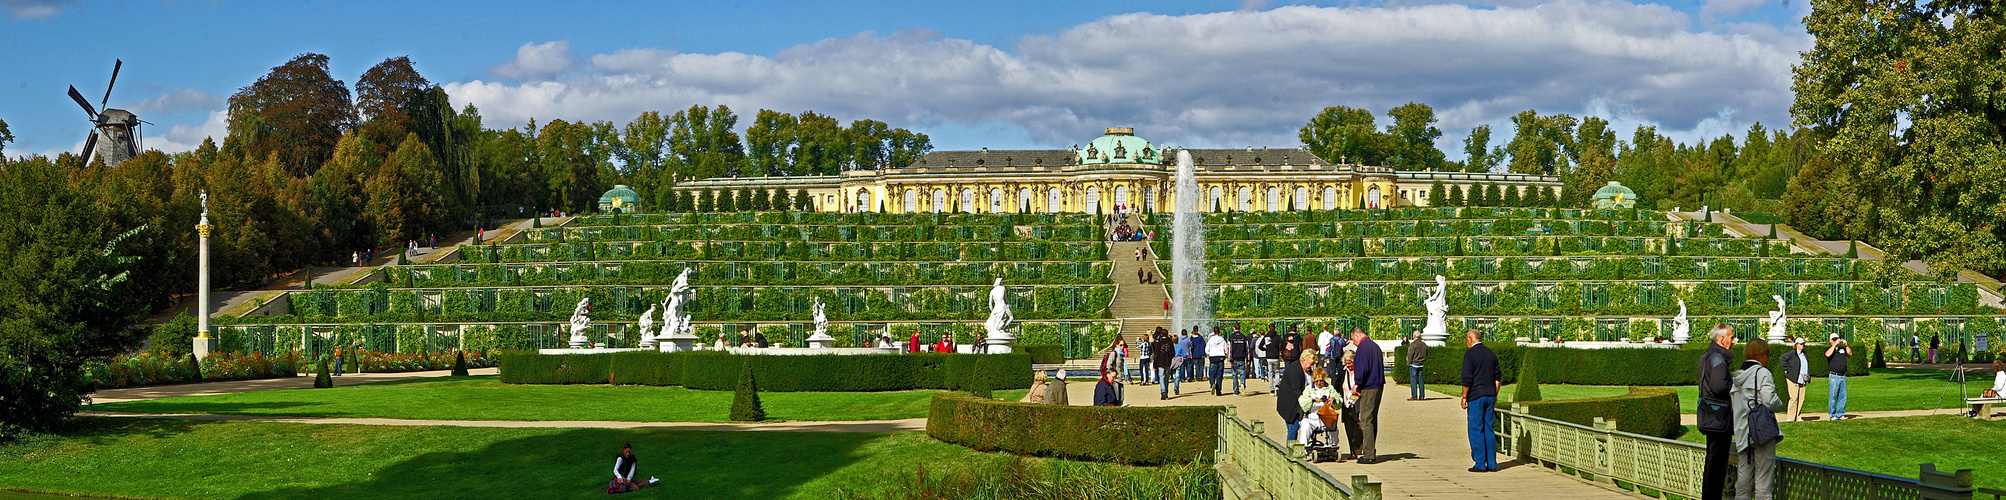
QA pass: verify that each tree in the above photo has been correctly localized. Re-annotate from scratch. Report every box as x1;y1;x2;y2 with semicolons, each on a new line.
367;134;445;248
750;187;769;211
1792;0;2006;277
225;53;357;178
1504;110;1576;175
745;110;798;176
1299;106;1391;165
698;189;715;212
718;189;737;212
795;189;812;210
738;187;757;211
1429;180;1447;207
729;362;765;421
1502;184;1522;207
1447;184;1465;206
0;118;13;157
772;188;790;212
1463;124;1502;173
1385;102;1446;170
1563;116;1618;207
355;56;434;153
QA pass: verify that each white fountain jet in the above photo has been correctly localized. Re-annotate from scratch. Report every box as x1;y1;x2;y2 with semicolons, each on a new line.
1170;150;1211;337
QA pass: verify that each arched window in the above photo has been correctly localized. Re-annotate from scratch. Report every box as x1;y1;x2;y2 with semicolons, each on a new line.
989;188;1003;213
902;189;916;213
1295;186;1309;210
1115;185;1129;207
1209;186;1224;211
1019;188;1034;212
932;189;946;213
1367;185;1382;209
1265;187;1280;212
1237;186;1252;212
960;188;975;213
858;190;874;212
1323;186;1337;210
1143;186;1155;212
1086;186;1099;212
1048;187;1063;213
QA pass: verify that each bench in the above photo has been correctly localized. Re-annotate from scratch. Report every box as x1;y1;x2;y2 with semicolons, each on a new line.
1966;397;2006;420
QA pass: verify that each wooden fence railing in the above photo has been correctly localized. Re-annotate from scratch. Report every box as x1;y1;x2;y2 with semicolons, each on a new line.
1215;407;1380;500
1498;405;1986;499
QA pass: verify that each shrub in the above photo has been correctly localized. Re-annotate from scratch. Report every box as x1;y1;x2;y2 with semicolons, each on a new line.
1513;386;1681;439
927;393;1218;465
730;362;765;422
498;351;1031;392
1872;339;1887;369
1514;354;1542;403
147;314;199;357
452;351;470;377
967;356;993;398
314;359;333;388
1022;345;1064;364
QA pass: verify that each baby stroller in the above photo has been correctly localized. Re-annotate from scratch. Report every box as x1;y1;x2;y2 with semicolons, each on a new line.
1304;402;1344;463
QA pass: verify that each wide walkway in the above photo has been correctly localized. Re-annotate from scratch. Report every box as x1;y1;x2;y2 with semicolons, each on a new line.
1068;373;1638;499
88;368;499;404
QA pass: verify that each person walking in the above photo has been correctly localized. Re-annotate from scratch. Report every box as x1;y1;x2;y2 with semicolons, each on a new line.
1929;334;1940;364
1781;337;1810;422
1911;333;1922;364
1461;328;1501;473
1229;327;1251;395
1407;331;1429;401
1172;329;1192;394
1277;344;1309;442
1698;325;1736;500
332;346;345;377
1351;328;1385;463
1264;327;1285;388
1154;330;1177;400
1136;337;1154;385
1733;338;1783;500
1207;328;1230;396
1163;298;1171;319
1104;336;1128;384
1826;334;1852;420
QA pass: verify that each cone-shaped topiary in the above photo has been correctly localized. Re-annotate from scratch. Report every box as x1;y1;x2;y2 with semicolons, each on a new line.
729;362;765;421
314;359;333;388
187;354;202;381
452;350;470;377
1514;354;1541;403
1872;339;1888;369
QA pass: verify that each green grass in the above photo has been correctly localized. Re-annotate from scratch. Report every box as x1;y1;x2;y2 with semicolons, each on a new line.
1673;416;2006;491
0;418;1205;499
1430;368;1977;413
93;376;1027;423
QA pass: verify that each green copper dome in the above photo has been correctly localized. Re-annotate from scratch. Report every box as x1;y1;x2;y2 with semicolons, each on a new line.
1592;181;1637;209
1075;127;1161;166
598;184;643;212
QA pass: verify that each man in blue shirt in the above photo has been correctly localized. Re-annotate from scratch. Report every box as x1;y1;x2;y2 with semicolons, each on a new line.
1351;328;1386;463
1460;328;1501;472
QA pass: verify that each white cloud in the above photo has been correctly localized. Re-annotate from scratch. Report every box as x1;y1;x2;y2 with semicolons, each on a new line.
1701;0;1768;19
0;0;70;20
122;88;224;115
142;110;228;154
445;2;1810;154
490;40;578;81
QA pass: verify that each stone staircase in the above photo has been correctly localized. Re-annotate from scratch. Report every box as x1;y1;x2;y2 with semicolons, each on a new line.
1108;213;1171;345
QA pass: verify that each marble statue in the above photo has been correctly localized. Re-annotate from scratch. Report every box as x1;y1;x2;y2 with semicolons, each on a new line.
985;278;1014;338
637;304;658;348
1767;295;1788;342
1671;299;1691;344
656;268;699;352
1421;275;1448;345
806;297;835;348
568;298;592;348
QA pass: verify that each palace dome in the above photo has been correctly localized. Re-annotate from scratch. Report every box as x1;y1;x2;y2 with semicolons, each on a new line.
1076;127;1161;166
1592;181;1638;209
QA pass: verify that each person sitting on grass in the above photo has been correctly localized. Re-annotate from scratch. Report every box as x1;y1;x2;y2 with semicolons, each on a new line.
608;443;658;493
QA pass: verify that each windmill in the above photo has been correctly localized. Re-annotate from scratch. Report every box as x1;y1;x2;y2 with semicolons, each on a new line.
67;59;144;167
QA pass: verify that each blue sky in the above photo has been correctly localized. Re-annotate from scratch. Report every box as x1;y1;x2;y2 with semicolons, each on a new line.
1;0;1814;161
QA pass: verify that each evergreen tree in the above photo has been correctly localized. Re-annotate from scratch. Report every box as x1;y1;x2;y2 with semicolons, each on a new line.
452;350;469;377
738;187;756;211
1543;186;1561;208
1514;355;1542;402
314;358;334;388
1447;185;1465;206
1429;180;1447;207
1502;185;1522;207
751;188;770;211
796;189;812;211
719;189;737;212
772;188;790;212
729;362;766;421
699;189;716;212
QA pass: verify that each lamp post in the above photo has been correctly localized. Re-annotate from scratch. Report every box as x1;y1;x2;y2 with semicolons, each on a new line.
193;191;218;360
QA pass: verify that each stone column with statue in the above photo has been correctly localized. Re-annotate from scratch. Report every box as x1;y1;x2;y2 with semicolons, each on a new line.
193;191;219;359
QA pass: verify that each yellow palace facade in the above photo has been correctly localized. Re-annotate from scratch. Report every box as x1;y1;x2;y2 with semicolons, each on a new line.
675;128;1561;213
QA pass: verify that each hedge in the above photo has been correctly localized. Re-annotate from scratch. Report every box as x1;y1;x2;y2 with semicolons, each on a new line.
498;351;1030;392
1021;345;1064;365
1393;342;1868;388
1513;386;1681;438
927;393;1218;465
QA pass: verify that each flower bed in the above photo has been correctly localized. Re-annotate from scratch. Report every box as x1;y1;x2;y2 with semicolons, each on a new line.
88;352;301;390
353;350;496;373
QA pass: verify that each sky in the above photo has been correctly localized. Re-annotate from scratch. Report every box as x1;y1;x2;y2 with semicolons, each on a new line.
0;0;1814;162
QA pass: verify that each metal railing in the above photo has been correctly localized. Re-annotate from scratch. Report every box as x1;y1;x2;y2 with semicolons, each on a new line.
1215;407;1380;500
1498;406;1986;500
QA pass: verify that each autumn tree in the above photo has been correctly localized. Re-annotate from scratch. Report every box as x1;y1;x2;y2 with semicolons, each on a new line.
226;53;356;178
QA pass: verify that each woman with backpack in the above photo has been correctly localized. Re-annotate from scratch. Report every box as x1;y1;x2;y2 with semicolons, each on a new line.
1732;338;1783;500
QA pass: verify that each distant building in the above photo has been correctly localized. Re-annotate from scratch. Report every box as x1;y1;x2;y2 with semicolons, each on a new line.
676;128;1561;213
1592;181;1639;209
597;184;642;213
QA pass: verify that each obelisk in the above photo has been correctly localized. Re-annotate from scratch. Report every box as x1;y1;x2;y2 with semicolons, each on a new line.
193;191;218;360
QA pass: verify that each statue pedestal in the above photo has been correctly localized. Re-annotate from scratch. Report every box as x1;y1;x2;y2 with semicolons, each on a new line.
656;333;698;353
639;336;658;349
805;332;835;349
569;335;590;349
192;336;219;361
1419;330;1449;346
984;332;1016;354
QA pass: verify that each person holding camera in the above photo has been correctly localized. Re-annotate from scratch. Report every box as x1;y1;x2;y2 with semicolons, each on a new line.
1826;334;1852;420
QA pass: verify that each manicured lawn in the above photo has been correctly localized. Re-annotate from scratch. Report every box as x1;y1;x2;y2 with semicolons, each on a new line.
1674;416;2006;491
0;418;1205;499
1427;368;1978;414
93;376;1027;423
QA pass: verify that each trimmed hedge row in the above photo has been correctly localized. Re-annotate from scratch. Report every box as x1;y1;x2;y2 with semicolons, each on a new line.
1021;345;1064;365
1514;386;1681;438
498;351;1030;392
1393;342;1869;387
926;393;1218;465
